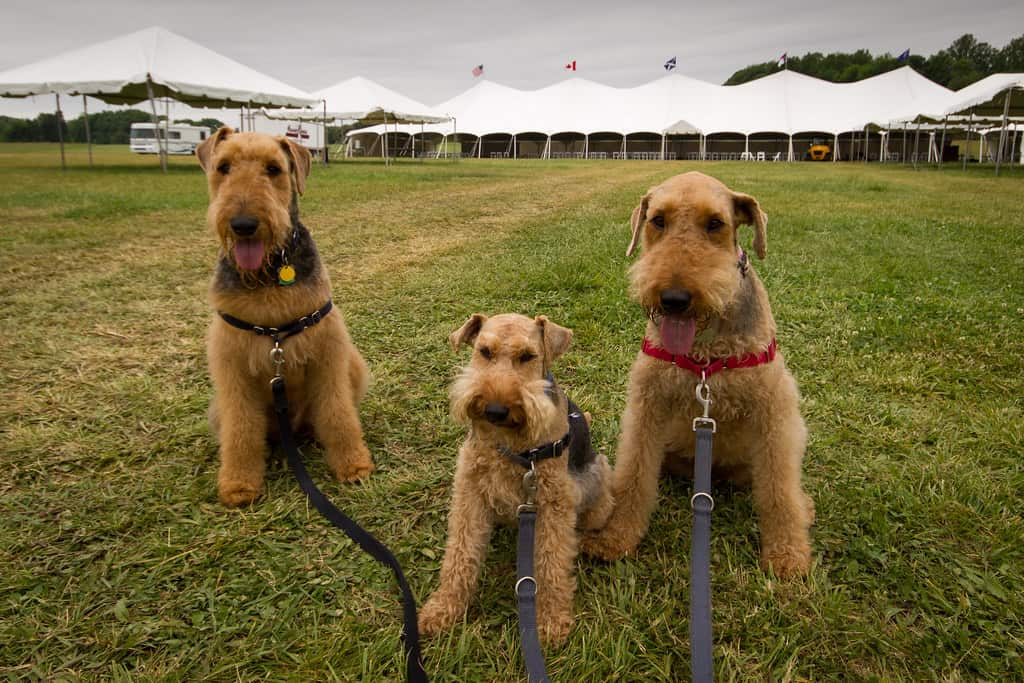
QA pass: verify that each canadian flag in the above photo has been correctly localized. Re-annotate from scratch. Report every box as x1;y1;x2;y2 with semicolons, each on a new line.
565;60;576;71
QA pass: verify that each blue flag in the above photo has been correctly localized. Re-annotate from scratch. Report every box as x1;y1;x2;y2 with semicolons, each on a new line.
897;49;910;62
664;56;677;71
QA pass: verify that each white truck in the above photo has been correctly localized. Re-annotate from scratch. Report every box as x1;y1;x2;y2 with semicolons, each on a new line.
129;122;211;155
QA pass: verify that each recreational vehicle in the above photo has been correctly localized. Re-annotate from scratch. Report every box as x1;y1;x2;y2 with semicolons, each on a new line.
129;122;210;155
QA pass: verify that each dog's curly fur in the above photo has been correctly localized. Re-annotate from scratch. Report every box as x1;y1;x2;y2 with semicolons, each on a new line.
582;172;815;577
198;127;374;507
418;313;614;646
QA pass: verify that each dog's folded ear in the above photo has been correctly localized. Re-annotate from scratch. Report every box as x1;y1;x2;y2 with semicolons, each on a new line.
626;193;651;257
449;313;487;351
732;192;768;259
197;126;234;172
535;315;573;361
279;137;313;195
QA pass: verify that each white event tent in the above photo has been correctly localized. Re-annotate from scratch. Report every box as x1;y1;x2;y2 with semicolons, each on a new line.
0;26;318;169
346;67;1021;164
260;75;448;162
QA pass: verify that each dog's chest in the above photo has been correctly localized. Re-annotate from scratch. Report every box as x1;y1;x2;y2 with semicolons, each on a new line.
472;460;530;524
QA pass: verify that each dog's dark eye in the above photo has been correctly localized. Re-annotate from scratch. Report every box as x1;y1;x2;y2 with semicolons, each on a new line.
266;163;282;177
707;217;724;232
651;215;665;230
518;352;536;364
217;161;230;175
479;346;493;360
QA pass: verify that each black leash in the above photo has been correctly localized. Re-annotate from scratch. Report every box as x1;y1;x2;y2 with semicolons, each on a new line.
271;377;427;683
219;302;427;683
690;373;716;683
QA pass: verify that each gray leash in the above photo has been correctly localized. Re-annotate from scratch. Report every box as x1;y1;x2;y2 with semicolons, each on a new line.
516;463;551;683
690;372;716;683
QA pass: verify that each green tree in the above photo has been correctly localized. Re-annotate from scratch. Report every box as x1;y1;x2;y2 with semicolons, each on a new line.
723;32;1023;88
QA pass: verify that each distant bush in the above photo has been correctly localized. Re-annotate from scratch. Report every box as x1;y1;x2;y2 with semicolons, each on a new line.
0;109;223;144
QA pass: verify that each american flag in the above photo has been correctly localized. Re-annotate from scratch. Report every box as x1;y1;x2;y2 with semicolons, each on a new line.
472;64;484;77
777;53;787;68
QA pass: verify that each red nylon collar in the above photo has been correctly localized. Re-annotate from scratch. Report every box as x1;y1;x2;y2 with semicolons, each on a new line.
641;337;777;377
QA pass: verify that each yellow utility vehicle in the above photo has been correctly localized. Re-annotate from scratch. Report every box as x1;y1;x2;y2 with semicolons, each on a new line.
805;137;832;161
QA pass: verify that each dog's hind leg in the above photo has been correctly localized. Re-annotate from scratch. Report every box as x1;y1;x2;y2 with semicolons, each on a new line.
310;354;375;483
581;395;669;560
750;404;813;577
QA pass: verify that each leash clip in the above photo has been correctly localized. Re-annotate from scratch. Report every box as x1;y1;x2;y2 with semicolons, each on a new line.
270;341;285;379
693;369;717;432
517;462;538;516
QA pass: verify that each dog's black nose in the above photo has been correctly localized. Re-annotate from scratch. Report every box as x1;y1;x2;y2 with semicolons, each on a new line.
660;289;692;314
230;215;259;237
483;403;510;424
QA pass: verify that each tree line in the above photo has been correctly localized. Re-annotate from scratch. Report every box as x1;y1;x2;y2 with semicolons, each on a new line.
725;33;1024;89
0;109;225;144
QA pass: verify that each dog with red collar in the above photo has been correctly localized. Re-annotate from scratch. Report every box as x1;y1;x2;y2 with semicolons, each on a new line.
583;172;815;577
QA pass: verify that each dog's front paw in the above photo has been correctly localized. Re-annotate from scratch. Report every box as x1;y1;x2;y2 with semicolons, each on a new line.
331;443;376;483
761;543;812;578
537;612;574;648
418;595;462;637
218;480;263;507
580;528;636;561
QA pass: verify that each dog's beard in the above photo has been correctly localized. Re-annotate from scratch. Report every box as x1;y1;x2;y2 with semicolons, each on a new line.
451;373;560;446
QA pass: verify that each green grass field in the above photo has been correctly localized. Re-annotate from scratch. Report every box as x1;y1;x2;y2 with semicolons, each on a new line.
2;144;1022;682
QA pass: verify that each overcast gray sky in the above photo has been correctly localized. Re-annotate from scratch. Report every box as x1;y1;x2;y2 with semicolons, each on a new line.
1;0;1021;119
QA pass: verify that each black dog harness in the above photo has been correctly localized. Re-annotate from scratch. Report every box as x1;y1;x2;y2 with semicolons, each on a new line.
218;302;427;683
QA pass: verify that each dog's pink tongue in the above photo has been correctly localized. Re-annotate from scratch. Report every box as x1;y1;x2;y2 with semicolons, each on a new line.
233;240;264;271
660;315;696;356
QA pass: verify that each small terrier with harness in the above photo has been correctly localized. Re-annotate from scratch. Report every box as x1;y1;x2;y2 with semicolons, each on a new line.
418;313;613;647
198;127;374;507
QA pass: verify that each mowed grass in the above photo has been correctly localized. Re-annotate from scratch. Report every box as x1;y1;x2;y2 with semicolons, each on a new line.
1;144;1022;682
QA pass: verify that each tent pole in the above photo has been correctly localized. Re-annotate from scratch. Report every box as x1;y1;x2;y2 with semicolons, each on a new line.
436;134;445;160
622;134;626;160
963;110;974;170
787;134;793;162
834;133;840;162
744;134;749;159
82;95;93;166
662;133;667;160
382;113;388;165
863;127;869;163
902;126;908;165
477;135;482;159
145;79;167;173
54;94;66;171
912;122;921;170
322;99;328;165
584;133;589;159
938;117;948;169
453;117;458;163
513;133;517;159
995;89;1012;177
